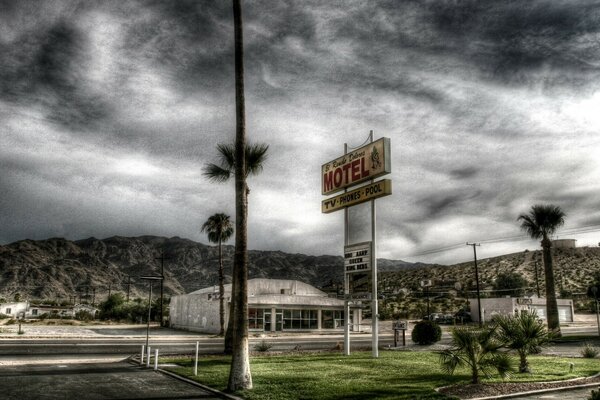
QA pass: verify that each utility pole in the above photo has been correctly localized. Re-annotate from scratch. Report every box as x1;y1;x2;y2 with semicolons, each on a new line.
126;275;131;302
92;287;96;306
155;249;172;327
466;243;483;327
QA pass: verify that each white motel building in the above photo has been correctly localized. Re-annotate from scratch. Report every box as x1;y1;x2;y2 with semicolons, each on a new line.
169;279;347;334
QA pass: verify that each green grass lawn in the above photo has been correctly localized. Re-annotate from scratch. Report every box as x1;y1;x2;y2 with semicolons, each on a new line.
164;351;599;400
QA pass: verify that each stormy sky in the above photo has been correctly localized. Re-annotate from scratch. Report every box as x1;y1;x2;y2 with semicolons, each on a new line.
1;0;600;264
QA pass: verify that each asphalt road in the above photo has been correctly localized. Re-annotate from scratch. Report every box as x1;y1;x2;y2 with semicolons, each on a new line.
0;361;220;400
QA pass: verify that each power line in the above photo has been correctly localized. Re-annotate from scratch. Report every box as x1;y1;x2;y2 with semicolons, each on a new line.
401;225;600;260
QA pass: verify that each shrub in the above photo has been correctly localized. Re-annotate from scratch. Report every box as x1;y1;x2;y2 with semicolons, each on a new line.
439;326;514;384
411;320;442;345
74;310;95;322
0;313;10;319
253;340;273;352
590;389;600;400
580;342;599;359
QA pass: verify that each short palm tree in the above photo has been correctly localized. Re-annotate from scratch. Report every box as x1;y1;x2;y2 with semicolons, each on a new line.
438;326;514;384
493;310;550;373
201;213;234;336
518;204;566;335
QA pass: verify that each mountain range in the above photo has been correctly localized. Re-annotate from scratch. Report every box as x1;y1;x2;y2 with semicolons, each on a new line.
0;235;419;303
1;235;598;303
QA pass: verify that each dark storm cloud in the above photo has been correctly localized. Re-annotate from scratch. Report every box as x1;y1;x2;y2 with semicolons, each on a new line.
449;167;479;180
0;15;112;130
426;0;600;84
2;0;600;263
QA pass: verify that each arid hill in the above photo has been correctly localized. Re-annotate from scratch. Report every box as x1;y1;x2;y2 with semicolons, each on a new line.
1;236;598;305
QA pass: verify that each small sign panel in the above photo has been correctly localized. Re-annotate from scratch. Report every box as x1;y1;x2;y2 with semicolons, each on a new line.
393;321;408;330
348;273;371;294
321;179;392;213
344;242;372;273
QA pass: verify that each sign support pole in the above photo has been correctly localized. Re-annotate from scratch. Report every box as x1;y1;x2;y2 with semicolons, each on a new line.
343;142;351;356
369;131;379;358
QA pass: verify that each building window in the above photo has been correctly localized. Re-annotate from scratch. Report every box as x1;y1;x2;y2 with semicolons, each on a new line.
322;310;345;329
248;308;264;330
32;309;38;316
5;308;11;315
283;309;318;330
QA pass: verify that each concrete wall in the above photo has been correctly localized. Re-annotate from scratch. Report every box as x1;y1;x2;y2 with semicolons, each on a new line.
170;293;226;334
469;297;574;323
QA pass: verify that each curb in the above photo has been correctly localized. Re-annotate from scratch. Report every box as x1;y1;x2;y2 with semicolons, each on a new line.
127;356;243;400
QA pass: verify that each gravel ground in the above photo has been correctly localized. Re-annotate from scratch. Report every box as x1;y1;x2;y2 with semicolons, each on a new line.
438;374;600;399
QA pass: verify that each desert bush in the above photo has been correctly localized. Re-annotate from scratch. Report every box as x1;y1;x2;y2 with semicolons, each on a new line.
74;310;95;322
254;340;273;352
411;320;442;345
580;342;599;358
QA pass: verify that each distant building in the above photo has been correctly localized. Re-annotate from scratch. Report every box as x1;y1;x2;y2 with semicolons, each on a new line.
0;302;98;319
552;239;577;249
170;279;347;334
469;297;574;323
0;301;29;318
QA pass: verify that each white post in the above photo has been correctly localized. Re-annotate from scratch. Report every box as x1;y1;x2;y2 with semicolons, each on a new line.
154;349;158;371
344;301;350;356
194;341;199;376
146;346;151;368
140;345;145;365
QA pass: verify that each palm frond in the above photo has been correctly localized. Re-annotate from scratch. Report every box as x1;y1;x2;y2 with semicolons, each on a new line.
216;143;236;169
246;143;269;176
203;163;232;183
518;204;565;239
438;349;463;375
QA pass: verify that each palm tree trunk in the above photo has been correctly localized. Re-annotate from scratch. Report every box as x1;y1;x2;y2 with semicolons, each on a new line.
224;294;234;354
227;0;252;391
218;238;225;336
519;351;530;373
542;237;561;336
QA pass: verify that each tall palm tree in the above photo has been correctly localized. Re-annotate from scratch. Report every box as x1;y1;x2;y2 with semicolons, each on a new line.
201;213;234;336
203;142;268;353
202;0;267;390
493;310;551;373
518;204;565;336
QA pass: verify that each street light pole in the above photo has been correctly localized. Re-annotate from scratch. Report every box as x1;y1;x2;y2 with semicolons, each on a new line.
466;243;483;327
140;276;163;355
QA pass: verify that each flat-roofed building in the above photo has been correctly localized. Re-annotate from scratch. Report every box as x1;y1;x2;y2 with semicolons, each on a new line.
169;279;347;334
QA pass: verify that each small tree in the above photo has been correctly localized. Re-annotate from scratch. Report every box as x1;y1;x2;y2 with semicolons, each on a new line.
493;310;550;373
99;293;125;320
493;272;529;297
439;326;514;384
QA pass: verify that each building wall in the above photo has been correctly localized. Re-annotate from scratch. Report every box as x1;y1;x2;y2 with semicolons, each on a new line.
0;302;29;317
552;239;576;249
469;297;574;323
170;293;225;334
